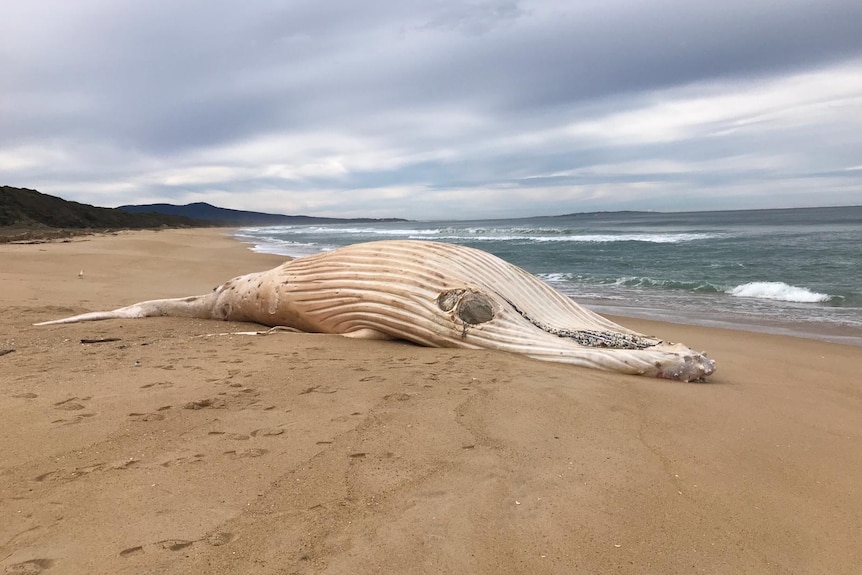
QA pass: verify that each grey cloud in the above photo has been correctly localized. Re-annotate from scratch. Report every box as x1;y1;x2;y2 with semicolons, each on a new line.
2;0;861;218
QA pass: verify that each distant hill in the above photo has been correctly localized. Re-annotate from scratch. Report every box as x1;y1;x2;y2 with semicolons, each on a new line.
0;187;407;243
118;202;407;225
0;186;208;232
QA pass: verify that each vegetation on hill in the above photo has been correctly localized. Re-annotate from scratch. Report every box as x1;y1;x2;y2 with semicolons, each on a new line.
119;202;407;225
0;186;211;242
1;186;406;243
1;186;209;229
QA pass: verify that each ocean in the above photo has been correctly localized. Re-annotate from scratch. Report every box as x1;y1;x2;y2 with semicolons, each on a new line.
233;206;862;346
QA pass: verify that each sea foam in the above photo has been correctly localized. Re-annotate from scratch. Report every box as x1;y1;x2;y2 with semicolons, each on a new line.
428;232;715;243
728;282;831;303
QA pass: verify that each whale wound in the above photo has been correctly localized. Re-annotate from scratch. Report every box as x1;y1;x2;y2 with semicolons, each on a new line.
436;289;496;338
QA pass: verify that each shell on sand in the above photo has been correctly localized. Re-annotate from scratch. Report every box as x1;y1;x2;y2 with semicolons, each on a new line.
35;240;715;381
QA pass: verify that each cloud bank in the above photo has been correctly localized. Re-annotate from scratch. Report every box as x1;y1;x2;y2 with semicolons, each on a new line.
2;0;861;219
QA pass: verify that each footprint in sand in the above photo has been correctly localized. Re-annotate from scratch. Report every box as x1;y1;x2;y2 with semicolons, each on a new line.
250;428;285;437
117;540;193;556
118;532;236;558
204;532;237;546
224;448;268;459
118;546;144;558
158;453;205;467
51;397;98;424
128;412;165;422
111;458;140;470
299;385;338;395
156;540;194;552
4;558;55;574
51;412;97;425
183;398;226;410
54;396;90;411
34;462;106;482
139;381;174;389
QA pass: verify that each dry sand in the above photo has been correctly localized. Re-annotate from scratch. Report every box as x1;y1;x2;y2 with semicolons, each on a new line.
1;228;860;575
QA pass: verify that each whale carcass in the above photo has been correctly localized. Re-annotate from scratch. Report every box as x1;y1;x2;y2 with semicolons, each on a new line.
35;240;716;381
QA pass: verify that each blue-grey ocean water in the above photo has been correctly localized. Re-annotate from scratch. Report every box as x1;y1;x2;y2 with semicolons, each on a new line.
233;206;862;345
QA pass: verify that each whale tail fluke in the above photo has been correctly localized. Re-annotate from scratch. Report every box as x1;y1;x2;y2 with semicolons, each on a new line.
34;294;216;326
34;310;140;326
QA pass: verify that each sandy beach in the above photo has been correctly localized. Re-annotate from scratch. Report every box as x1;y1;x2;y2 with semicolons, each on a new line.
1;228;860;575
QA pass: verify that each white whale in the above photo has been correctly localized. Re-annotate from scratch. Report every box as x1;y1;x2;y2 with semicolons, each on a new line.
35;240;716;381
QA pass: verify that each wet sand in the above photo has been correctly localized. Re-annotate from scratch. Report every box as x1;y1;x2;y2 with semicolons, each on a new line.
1;228;860;574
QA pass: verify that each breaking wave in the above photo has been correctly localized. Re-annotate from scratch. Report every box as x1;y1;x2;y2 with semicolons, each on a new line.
427;232;717;243
728;282;832;303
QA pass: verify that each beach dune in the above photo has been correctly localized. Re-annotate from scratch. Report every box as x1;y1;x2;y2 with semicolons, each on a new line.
1;228;860;574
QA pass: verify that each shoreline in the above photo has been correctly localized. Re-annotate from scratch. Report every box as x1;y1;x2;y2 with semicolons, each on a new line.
2;227;861;574
227;229;862;348
596;302;862;347
11;225;859;347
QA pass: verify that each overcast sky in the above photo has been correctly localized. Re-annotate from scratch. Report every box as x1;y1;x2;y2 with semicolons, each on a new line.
2;0;861;219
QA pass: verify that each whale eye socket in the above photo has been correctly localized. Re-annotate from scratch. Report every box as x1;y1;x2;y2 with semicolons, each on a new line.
457;293;494;324
437;289;495;324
